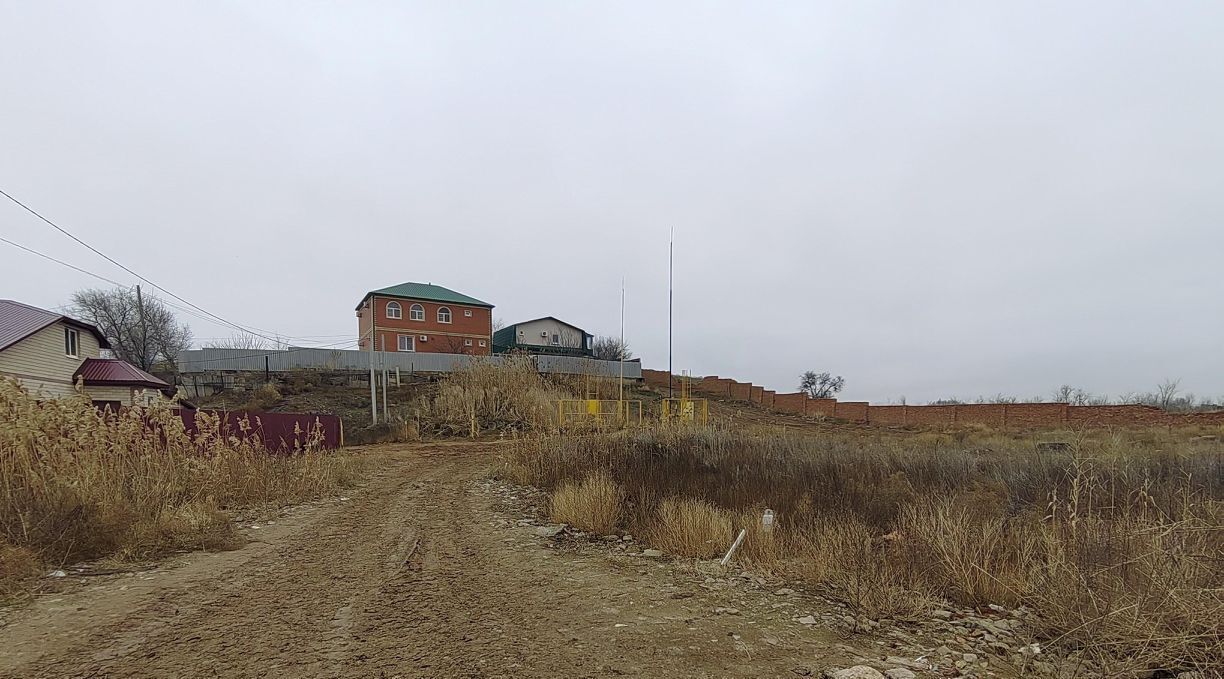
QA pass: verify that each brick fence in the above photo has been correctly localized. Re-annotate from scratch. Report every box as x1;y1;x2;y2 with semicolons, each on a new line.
641;369;1224;428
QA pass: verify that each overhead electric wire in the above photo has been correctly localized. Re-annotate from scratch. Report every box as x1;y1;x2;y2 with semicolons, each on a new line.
0;235;129;288
4;233;358;356
0;187;292;345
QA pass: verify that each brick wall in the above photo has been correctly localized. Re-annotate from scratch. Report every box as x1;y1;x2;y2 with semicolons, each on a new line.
834;401;870;423
807;398;838;417
643;370;1224;429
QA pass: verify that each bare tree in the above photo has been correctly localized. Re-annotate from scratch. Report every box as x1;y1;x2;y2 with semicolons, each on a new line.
1053;384;1093;406
492;317;505;332
799;371;844;399
69;287;192;371
436;334;474;355
1156;378;1182;410
205;332;286;351
592;335;632;361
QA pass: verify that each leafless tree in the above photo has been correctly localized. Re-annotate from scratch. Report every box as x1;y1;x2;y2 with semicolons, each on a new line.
69;287;192;371
592;335;632;361
1053;384;1093;405
799;371;844;399
205;332;289;351
1156;378;1182;410
492;317;505;332
436;334;474;355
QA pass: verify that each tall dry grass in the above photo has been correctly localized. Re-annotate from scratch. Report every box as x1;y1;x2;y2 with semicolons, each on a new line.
502;425;1223;674
0;379;360;595
549;470;623;534
411;355;570;436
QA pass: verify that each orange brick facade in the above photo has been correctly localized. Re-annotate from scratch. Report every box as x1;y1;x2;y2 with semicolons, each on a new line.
640;369;1224;429
357;295;493;356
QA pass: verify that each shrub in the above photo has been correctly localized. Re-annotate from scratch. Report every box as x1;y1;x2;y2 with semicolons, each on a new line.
549;470;623;534
0;378;359;594
503;425;1224;673
413;356;568;435
649;497;733;558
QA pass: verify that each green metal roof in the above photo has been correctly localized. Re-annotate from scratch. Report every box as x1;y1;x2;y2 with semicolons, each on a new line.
357;282;494;309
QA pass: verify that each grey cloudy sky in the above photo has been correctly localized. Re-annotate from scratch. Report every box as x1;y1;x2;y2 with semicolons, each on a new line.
2;1;1221;403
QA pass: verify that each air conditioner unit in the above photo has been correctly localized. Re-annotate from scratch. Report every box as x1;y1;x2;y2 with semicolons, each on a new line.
541;331;549;337
419;335;428;341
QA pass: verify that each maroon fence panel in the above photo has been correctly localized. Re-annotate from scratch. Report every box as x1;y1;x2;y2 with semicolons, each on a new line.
176;409;343;451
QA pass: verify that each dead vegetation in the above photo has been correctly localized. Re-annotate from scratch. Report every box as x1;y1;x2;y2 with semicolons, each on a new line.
502;425;1224;675
0;378;361;597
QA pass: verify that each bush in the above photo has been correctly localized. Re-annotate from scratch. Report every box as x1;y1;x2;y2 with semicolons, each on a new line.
0;378;360;594
549;470;623;534
413;356;568;435
649;497;733;558
503;425;1224;673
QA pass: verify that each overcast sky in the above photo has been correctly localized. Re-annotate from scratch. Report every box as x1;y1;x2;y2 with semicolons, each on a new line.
2;2;1221;402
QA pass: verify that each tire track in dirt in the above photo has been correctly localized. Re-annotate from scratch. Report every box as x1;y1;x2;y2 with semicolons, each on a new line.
2;442;847;678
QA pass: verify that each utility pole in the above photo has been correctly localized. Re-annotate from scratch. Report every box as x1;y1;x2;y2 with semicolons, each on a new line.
619;278;625;421
380;336;388;422
135;284;149;370
668;229;673;398
369;302;377;425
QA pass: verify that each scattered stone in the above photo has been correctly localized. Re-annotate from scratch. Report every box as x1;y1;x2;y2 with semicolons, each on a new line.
962;653;978;663
884;669;916;679
1177;672;1204;679
641;549;663;558
715;607;740;615
775;588;796;596
602;535;620;542
622;534;633;542
931;610;953;620
883;657;928;671
534;524;566;538
797;616;818;625
47;569;67;578
823;667;885;679
791;667;812;676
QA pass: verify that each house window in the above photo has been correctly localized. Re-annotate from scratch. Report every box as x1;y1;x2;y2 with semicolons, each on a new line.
398;335;415;352
386;301;402;319
550;333;560;346
409;304;425;321
464;339;473;347
464;309;473;317
585;336;592;350
479;340;487;347
64;327;79;357
437;307;452;324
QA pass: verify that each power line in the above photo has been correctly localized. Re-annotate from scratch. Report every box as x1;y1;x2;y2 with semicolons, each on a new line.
0;187;288;344
0;235;130;288
3;231;355;348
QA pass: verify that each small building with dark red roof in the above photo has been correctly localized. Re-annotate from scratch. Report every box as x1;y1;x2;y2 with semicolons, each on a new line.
73;358;171;408
0;299;173;407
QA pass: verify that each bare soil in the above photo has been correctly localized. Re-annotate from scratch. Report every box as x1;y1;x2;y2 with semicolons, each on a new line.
0;441;868;679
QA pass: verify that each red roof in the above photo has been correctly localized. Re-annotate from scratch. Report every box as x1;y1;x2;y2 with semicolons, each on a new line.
74;358;169;389
0;299;110;352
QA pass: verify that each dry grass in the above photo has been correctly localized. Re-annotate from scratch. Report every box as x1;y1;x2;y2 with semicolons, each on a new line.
0;378;361;596
412;355;570;436
549;470;623;534
648;497;733;558
502;425;1224;674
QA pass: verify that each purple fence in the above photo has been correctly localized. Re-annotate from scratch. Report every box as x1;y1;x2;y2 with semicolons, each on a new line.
175;409;343;451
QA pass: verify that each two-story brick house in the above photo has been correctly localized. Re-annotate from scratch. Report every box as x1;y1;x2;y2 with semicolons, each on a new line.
355;282;494;355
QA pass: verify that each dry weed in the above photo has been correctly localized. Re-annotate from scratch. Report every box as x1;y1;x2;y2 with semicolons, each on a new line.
550;470;623;534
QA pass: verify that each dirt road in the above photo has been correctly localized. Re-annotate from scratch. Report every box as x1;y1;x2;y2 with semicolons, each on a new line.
0;442;855;678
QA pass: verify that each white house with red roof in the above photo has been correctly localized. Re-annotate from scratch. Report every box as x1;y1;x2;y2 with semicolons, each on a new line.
0;299;170;407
